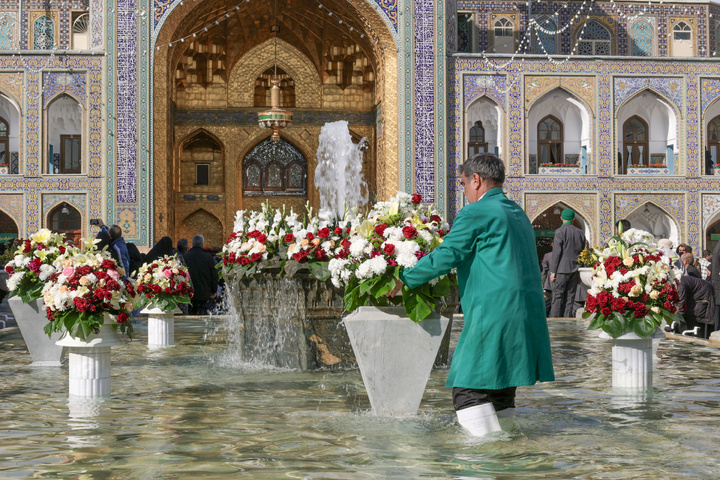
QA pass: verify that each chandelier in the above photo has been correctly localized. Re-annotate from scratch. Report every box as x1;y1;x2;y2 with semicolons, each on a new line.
258;0;293;142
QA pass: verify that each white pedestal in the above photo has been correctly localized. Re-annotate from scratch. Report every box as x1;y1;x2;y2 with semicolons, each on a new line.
578;267;594;288
343;306;449;416
600;329;663;389
56;323;121;397
9;296;66;366
141;307;181;348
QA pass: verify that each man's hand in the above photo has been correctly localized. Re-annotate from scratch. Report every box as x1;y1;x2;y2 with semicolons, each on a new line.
550;273;556;283
386;277;404;297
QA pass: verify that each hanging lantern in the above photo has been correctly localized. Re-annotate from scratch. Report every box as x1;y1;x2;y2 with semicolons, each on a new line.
258;78;293;143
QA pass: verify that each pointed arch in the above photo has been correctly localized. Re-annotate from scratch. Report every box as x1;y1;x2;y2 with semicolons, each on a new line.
228;38;321;109
0;207;19;239
530;201;593;260
616;87;682;119
465;94;504;161
623;202;680;245
177;128;225;192
239;135;308;197
45;94;84;175
46;202;82;245
180;208;224;249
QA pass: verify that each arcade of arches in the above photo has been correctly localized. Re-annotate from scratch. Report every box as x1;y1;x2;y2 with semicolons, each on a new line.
153;0;397;248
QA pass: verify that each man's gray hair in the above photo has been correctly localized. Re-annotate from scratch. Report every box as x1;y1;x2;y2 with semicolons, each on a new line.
681;252;694;265
460;153;505;185
192;235;204;248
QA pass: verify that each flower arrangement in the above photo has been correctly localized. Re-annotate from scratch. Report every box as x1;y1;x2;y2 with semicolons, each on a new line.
221;193;454;322
628;163;665;169
328;192;452;322
42;240;137;339
577;247;598;268
4;229;68;303
540;163;577;168
136;255;193;312
582;228;681;338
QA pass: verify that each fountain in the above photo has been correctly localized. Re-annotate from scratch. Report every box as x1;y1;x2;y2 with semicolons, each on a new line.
1;319;719;477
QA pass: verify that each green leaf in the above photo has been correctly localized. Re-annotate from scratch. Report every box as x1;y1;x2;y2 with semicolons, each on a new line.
308;261;331;281
370;275;395;298
587;313;603;330
402;287;433;322
430;275;451;297
359;276;380;296
630;315;657;337
604;312;626;338
344;284;360;312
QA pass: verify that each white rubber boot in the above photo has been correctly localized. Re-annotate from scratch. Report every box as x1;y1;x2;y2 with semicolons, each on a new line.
456;403;502;437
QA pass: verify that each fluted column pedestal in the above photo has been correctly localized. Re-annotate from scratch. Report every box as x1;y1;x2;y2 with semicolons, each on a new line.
601;329;664;389
141;307;181;348
56;323;121;397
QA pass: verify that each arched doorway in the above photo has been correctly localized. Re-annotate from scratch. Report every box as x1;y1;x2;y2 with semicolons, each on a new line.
624;203;679;245
47;203;81;245
531;203;590;263
0;209;18;244
153;0;397;245
706;217;720;253
623;115;648;171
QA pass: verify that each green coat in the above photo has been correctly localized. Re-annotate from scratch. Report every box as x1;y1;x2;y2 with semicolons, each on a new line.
400;188;555;390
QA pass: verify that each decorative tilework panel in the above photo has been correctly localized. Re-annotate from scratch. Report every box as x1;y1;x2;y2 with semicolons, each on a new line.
117;0;138;204
631;19;653;57
534;16;557;55
0;72;24;109
43;71;86;107
174;110;376;126
414;0;435;202
118;206;138;237
154;0;398;32
463;75;506;108
614;76;683;113
702;194;720;232
700;78;720;113
32;15;56;50
525;76;596;114
447;0;458;52
90;0;104;49
10;152;18;174
0;12;17;49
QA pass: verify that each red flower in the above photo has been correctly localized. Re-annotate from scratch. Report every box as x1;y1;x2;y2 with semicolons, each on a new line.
335;249;349;259
293;250;309;262
29;258;42;273
284;233;295;243
663;301;674;312
23;241;31;253
258;234;267;244
240;256;250;266
58;245;66;254
383;244;395;255
601;307;612;317
610;297;627;313
334;227;343;235
313;249;328;261
402;226;417;239
101;259;116;270
412;194;422;205
374;224;388;237
318;227;330;239
306;232;314;240
117;312;129;324
5;265;13;274
430;215;441;224
73;297;89;312
247;230;261;238
250;252;262;263
341;239;351;250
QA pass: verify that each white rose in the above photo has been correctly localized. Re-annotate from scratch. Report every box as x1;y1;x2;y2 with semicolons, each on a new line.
623;257;634;267
629;285;642;297
651;306;660;314
649;290;660;300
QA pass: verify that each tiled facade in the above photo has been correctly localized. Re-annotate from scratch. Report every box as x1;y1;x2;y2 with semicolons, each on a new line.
4;0;720;252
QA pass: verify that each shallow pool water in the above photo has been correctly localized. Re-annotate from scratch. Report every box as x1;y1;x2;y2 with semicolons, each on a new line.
1;318;719;479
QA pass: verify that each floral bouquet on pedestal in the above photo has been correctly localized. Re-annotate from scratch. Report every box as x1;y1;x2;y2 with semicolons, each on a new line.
136;255;193;312
42;240;137;339
329;192;452;322
583;228;681;337
4;229;68;303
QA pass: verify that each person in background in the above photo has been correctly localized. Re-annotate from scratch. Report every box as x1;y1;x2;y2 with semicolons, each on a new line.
550;209;586;318
126;243;144;278
184;235;219;315
677;273;716;338
95;227;123;275
699;250;712;280
674;243;691;275
540;246;553;316
145;236;174;264
177;238;189;258
682;253;701;279
389;153;554;437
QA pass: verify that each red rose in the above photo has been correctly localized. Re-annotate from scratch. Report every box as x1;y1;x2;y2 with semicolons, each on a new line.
306;232;314;240
601;306;612;317
430;215;441;224
383;244;395;255
28;258;42;273
250;252;262;263
59;245;66;254
228;232;238;241
117;312;129;324
284;233;295;243
313;249;328;261
334;227;343;235
5;265;13;274
248;230;261;238
375;224;388;237
341;239;351;250
318;227;330;239
402;226;417;239
412;194;422;205
240;256;250;266
293;250;309;263
23;241;31;253
258;234;267;244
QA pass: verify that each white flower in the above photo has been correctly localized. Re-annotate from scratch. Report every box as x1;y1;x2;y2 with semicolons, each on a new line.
6;271;24;291
629;285;642;297
397;253;418;268
356;260;372;280
349;238;368;258
419;230;433;243
38;264;56;281
649;290;660;300
368;256;388;276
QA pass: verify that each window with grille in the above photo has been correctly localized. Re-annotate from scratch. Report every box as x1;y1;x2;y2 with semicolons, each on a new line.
672;21;693;56
577;20;611;56
538;116;563;165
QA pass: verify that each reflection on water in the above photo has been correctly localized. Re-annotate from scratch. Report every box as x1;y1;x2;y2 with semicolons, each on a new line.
1;319;719;479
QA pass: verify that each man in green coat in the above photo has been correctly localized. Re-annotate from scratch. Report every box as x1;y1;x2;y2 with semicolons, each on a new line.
393;153;555;436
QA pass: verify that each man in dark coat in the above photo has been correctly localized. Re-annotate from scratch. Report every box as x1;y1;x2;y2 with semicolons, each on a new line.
549;209;586;317
710;241;720;331
184;234;219;315
540;248;553;315
682;253;701;279
677;274;716;338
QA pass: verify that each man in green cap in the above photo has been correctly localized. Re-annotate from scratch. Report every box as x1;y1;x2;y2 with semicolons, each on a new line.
391;153;554;437
549;208;586;317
